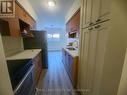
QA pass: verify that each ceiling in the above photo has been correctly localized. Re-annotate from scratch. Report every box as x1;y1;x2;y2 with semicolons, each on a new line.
27;0;74;29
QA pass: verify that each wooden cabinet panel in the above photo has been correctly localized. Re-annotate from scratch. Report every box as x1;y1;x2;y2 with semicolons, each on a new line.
16;3;25;22
8;19;21;37
1;18;21;37
66;10;80;38
62;49;78;88
16;2;36;29
33;52;42;86
0;19;10;36
1;1;36;37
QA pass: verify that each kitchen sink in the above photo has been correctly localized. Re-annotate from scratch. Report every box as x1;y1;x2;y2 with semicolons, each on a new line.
66;47;76;50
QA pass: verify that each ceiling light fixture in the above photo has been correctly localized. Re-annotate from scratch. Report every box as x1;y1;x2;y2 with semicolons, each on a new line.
48;0;56;7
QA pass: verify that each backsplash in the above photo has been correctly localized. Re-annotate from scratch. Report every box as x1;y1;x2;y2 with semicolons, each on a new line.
2;36;24;57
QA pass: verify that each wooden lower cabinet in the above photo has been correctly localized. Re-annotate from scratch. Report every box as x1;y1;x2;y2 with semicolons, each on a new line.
33;52;42;86
62;49;78;88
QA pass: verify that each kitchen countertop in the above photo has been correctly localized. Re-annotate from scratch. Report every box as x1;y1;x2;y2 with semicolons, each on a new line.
6;49;41;60
63;47;79;58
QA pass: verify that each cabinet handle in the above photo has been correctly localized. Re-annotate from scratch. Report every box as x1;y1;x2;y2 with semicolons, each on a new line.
86;89;91;93
88;27;93;30
96;19;101;22
89;22;93;25
94;25;101;29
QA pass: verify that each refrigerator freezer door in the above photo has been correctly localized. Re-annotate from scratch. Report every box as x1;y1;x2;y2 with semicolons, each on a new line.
23;30;48;68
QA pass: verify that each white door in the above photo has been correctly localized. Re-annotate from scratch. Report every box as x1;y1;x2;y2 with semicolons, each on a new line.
117;49;127;95
99;0;111;21
86;27;98;95
91;0;110;24
79;27;91;94
82;0;93;28
91;0;100;24
79;26;97;95
92;21;109;95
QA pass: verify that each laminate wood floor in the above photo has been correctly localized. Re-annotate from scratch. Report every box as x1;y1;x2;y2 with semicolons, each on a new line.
35;51;78;95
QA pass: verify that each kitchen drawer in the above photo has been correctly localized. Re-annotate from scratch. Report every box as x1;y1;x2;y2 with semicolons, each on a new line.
32;52;42;86
33;53;41;63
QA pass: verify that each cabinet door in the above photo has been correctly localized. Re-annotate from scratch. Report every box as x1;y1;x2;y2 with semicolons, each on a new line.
82;0;93;28
65;51;69;73
8;19;21;37
1;18;21;37
66;23;69;33
86;27;98;95
68;54;73;81
79;22;109;95
99;0;110;21
92;22;109;95
78;28;90;94
91;0;110;23
91;0;100;23
62;49;65;64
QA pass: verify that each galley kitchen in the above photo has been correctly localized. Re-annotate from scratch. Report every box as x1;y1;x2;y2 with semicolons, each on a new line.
1;0;127;95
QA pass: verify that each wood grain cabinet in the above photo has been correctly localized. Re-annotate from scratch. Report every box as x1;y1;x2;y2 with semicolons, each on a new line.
33;52;42;86
66;10;80;38
62;49;78;88
0;1;36;37
0;18;21;37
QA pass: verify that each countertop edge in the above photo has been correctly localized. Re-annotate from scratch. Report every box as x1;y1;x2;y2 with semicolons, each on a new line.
62;47;79;58
6;49;42;60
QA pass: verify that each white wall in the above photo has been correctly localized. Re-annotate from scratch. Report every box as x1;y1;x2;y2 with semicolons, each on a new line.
0;34;13;95
45;27;67;51
17;0;38;20
2;36;24;57
65;0;81;23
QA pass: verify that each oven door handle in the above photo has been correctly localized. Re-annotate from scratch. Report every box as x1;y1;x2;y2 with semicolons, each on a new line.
14;64;35;94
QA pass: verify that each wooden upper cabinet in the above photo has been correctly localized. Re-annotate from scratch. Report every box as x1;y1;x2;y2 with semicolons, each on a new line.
8;19;21;37
0;19;10;36
66;9;80;35
1;18;21;37
16;2;36;28
0;1;36;37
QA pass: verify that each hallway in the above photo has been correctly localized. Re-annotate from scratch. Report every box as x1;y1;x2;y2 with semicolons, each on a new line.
36;51;76;95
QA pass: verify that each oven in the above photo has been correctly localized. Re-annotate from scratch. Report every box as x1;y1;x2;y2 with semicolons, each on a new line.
7;60;35;95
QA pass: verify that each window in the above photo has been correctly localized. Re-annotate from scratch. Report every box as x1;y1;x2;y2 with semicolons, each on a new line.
47;33;60;39
47;34;52;38
53;34;60;38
